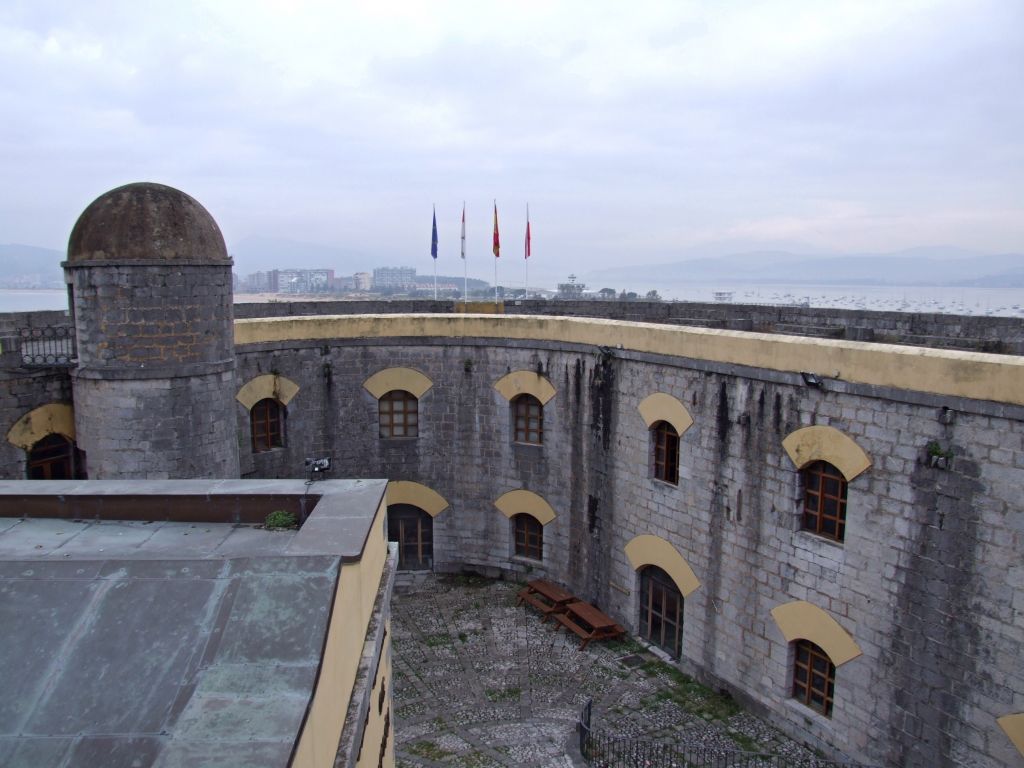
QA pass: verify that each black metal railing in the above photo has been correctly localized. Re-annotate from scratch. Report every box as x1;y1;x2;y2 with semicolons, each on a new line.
17;326;77;366
578;700;876;768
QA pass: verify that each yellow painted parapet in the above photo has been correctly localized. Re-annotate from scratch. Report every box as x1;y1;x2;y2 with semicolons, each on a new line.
624;534;701;597
494;489;557;525
782;425;871;480
235;314;1024;406
386;480;449;517
637;393;694;435
494;371;556;404
363;367;434;399
454;301;504;314
6;403;76;450
235;373;300;410
293;497;389;768
997;713;1024;758
770;600;862;666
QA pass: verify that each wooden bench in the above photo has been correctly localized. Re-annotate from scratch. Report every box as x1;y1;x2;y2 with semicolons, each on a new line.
516;578;577;621
552;600;625;650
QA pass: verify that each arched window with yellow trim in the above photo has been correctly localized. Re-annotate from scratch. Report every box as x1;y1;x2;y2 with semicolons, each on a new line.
651;420;679;485
512;394;543;445
792;639;836;717
251;398;285;453
512;513;543;560
801;460;847;541
379;390;418;438
27;433;78;479
639;565;683;658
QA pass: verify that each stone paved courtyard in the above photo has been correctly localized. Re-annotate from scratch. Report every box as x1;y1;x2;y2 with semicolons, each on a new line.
392;573;840;768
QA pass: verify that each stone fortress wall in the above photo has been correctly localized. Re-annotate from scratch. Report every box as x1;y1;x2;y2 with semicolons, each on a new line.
226;314;1023;768
3;308;1024;767
1;181;1022;766
234;298;1024;355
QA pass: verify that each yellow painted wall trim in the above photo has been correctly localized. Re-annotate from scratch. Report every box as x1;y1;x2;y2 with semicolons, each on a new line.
770;600;862;666
638;393;694;436
235;373;300;410
494;489;557;525
363;367;433;399
6;403;76;450
455;301;504;314
234;314;1024;407
493;370;556;405
624;534;701;597
292;498;388;768
387;480;449;518
997;713;1024;758
782;425;871;480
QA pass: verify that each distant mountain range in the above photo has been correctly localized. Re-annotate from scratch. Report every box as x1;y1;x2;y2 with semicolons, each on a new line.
3;241;1023;290
583;248;1024;289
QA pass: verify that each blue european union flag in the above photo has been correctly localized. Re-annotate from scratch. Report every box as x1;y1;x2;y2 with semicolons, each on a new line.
431;207;438;260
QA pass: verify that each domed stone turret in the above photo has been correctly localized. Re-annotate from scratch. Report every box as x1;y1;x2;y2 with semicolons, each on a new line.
67;182;230;265
66;182;239;479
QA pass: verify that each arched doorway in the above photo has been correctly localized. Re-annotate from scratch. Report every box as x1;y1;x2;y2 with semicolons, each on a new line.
639;565;683;658
27;434;76;479
387;504;433;571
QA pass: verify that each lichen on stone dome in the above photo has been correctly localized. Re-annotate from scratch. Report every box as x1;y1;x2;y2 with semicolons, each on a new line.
66;182;230;265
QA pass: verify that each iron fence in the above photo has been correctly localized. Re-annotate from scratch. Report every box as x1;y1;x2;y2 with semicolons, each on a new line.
578;700;876;768
17;326;76;366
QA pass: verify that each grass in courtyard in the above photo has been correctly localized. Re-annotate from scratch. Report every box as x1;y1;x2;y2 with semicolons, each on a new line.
453;750;501;768
407;740;454;760
485;686;522;703
641;660;741;722
423;632;453;648
446;573;492;589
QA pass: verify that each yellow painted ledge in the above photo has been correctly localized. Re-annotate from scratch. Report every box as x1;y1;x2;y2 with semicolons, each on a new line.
363;367;433;399
998;713;1024;758
638;393;694;436
624;534;701;597
771;600;862;666
234;314;1024;407
6;403;76;450
235;374;300;410
494;371;556;404
494;489;557;525
782;425;871;480
387;480;449;517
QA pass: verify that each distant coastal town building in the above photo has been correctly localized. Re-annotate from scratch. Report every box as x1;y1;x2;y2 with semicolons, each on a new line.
372;266;417;291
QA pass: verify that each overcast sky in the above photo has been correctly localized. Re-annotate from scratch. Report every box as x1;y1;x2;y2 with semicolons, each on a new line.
2;0;1022;284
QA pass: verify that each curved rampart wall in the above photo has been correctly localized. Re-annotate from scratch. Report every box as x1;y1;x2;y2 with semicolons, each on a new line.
234;313;1024;768
234;299;1024;354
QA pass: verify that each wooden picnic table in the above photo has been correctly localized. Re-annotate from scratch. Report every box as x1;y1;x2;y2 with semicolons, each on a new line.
552;600;625;650
516;578;577;621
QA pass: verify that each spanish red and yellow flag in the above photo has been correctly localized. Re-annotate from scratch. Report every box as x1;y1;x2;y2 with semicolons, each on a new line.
492;202;500;258
525;205;531;260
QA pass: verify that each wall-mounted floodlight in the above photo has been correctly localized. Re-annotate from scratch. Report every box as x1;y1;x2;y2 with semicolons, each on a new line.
800;372;822;387
304;456;331;479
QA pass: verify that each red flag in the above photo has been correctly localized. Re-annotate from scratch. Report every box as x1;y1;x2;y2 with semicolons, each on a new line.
492;203;500;258
525;208;531;260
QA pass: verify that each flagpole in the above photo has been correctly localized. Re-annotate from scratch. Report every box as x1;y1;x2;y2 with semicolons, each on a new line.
525;203;529;299
430;204;439;300
493;200;499;304
461;202;467;302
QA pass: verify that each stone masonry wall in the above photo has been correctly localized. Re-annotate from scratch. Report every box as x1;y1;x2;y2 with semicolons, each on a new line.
235;335;1024;767
71;370;238;479
70;264;234;369
234;299;1024;354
